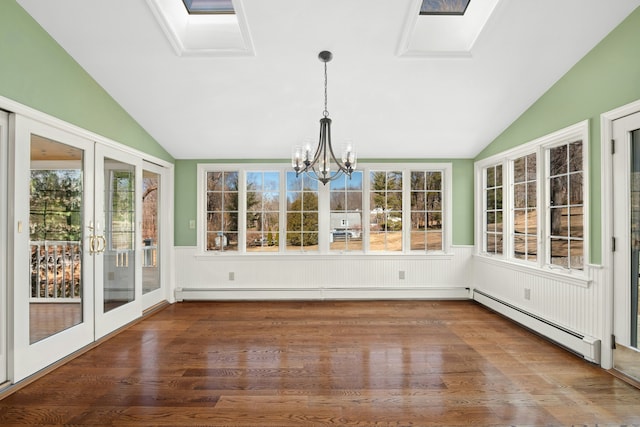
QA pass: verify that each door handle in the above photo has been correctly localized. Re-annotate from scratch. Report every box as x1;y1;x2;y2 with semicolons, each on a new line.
87;226;106;254
88;225;96;254
96;235;106;253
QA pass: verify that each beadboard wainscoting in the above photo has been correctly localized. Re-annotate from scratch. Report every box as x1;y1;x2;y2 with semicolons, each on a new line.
174;245;474;300
472;255;606;363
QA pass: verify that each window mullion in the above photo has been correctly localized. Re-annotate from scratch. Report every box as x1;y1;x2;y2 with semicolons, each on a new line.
238;171;247;253
279;169;286;252
317;182;330;253
402;170;410;253
537;145;545;269
502;160;510;259
544;146;551;268
362;167;370;254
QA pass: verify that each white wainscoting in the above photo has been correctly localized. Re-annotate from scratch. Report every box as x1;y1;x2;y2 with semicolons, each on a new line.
472;256;606;359
174;245;474;300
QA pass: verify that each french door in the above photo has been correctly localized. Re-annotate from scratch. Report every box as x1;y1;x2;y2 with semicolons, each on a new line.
94;145;142;339
10;115;143;381
612;110;640;382
141;161;165;309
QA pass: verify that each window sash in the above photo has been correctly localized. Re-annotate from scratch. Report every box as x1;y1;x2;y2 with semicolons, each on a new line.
512;153;537;263
483;164;503;255
546;140;584;270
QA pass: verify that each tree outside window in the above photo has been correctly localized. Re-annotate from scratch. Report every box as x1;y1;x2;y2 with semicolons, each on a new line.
206;171;239;251
286;172;319;251
410;171;442;251
369;171;403;252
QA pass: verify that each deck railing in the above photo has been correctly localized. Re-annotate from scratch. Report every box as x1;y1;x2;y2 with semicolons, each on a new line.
30;241;82;303
30;241;157;302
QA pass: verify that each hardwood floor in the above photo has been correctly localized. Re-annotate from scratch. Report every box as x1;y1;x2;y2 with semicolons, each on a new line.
2;300;640;426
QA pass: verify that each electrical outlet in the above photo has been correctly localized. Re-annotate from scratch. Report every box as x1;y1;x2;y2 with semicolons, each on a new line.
399;270;405;280
229;272;235;281
524;288;531;300
189;220;196;229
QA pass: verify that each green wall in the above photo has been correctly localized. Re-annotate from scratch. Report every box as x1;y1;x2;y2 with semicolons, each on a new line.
174;158;475;247
475;6;640;264
0;1;173;162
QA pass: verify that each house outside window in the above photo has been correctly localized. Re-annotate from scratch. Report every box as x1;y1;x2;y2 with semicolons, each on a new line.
330;172;363;252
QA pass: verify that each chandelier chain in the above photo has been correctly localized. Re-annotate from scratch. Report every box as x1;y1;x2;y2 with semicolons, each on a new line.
323;61;329;118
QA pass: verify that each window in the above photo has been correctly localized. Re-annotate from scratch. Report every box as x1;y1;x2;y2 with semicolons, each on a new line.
548;141;584;270
205;171;238;251
182;0;234;14
246;171;279;252
106;165;136;253
512;153;537;262
410;171;443;251
475;121;588;274
483;164;503;255
369;171;403;252
330;172;363;252
286;172;319;252
197;163;451;255
420;0;471;15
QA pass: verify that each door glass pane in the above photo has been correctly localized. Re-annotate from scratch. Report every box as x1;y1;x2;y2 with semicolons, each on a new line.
142;170;160;294
29;135;84;343
103;159;135;313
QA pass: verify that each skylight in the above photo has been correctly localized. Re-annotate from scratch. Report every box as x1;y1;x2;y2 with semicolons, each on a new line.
182;0;234;14
420;0;471;15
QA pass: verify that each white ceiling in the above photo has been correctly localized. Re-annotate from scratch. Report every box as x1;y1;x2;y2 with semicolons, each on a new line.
16;0;640;159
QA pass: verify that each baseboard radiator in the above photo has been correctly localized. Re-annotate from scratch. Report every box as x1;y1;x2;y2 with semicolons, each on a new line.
175;286;471;302
473;289;601;364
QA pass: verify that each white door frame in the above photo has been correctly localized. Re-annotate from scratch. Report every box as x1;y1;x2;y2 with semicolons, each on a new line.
601;98;640;369
0;110;9;385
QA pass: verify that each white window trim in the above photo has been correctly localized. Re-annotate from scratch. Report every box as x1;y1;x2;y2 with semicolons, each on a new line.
475;120;590;281
196;162;453;256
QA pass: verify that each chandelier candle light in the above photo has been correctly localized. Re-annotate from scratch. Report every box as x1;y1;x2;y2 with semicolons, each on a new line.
292;51;357;185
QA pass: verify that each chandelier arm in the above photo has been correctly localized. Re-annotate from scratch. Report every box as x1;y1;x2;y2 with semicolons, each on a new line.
305;117;328;174
325;120;352;176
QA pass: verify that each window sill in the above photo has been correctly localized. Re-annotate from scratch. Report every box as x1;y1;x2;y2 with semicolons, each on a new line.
474;253;593;288
195;251;456;260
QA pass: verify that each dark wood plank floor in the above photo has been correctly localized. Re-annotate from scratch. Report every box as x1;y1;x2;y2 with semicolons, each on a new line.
1;300;640;426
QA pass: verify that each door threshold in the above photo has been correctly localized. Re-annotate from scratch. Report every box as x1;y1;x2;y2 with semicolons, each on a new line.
608;368;640;390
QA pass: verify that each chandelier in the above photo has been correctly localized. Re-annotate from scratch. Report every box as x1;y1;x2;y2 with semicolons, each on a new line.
292;51;356;185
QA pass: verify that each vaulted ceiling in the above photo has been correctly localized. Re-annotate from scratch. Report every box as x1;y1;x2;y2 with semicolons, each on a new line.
16;0;640;159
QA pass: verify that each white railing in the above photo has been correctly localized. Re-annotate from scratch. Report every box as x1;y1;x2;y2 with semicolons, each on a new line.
30;241;81;303
143;245;157;267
